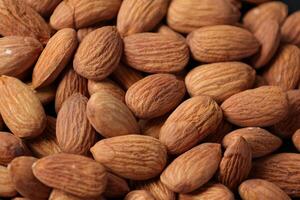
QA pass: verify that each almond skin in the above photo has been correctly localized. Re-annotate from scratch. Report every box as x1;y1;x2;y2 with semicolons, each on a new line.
239;179;291;200
160;96;223;154
167;0;240;33
185;62;256;103
223;127;282;158
0;165;17;197
24;0;62;17
126;74;186;119
221;86;289;127
282;11;300;46
125;190;155;200
251;153;300;197
91;135;167;180
187;25;260;63
87;91;140;138
0;36;43;78
32;28;78;89
292;129;300;151
123;32;189;73
160;143;222;193
32;153;107;198
8;156;51;200
0;76;46;138
74;26;123;81
103;173;130;199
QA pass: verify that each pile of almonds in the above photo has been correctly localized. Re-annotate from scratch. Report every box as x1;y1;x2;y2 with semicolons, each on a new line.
0;0;300;199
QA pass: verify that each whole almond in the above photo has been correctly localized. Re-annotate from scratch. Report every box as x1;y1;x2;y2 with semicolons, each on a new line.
282;11;300;46
27;83;56;105
74;26;123;81
24;0;62;17
123;32;189;73
203;120;233;143
161;143;222;193
251;153;300;197
91;135;167;180
8;156;51;200
0;76;46;138
160;96;223;154
32;28;78;89
0;165;17;197
87;91;140;138
292;129;300;151
103;173;129;199
221;86;288;127
223;127;282;158
185;62;256;103
126;74;186;119
0;36;43;78
167;0;240;33
239;179;291;200
187;25;260;63
125;190;155;200
49;189;104;200
50;0;122;30
32;153;107;198
139;115;168;139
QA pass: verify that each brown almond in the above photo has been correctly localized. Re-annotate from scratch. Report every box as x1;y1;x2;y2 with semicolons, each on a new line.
125;190;155;200
27;83;56;105
103;173;130;198
292;129;300;151
156;25;184;40
24;0;62;17
0;165;17;197
282;11;300;46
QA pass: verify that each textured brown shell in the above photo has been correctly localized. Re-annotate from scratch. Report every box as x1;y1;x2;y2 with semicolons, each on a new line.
0;165;17;197
282;11;300;46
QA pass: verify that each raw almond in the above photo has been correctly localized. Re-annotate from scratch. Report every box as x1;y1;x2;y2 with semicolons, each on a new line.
74;26;123;81
27;83;56;105
292;129;300;151
24;0;62;17
103;173;129;199
185;62;256;103
32;153;107;198
160;143;222;193
91;135;167;180
0;76;46;138
282;11;300;46
123;32;189;73
125;190;155;200
160;96;223;154
0;165;17;197
221;86;289;127
126;74;186;119
187;25;260;63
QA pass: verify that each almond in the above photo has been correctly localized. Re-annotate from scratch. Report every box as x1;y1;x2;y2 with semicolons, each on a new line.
49;189;104;200
125;190;155;200
87;91;140;138
126;74;186;119
24;0;62;17
221;86;289;127
156;25;184;40
167;0;240;33
32;28;78;89
74;26;123;81
185;62;256;103
160;143;222;193
203;120;233;143
27;83;56;105
239;179;291;200
160;96;223;154
282;11;300;46
123;32;189;73
187;25;260;63
292;129;300;151
223;127;282;158
103;173;129;199
32;153;107;198
139;115;168;139
117;0;169;36
0;76;47;138
50;0;122;30
91;135;167;180
251;153;300;197
0;165;17;197
8;156;51;200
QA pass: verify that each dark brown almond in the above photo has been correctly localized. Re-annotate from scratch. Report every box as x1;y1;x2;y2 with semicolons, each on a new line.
103;173;129;198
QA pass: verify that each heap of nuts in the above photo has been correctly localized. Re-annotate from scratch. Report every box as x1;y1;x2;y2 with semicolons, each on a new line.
0;0;300;199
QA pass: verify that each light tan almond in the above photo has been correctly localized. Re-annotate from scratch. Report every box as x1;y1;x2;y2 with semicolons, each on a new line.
24;0;62;17
103;173;129;198
0;165;17;197
125;190;155;200
282;11;300;46
292;129;300;151
27;83;56;105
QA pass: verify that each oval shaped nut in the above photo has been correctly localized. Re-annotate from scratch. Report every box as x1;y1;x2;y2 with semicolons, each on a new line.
221;86;289;127
123;32;189;73
87;91;140;138
167;0;240;33
126;74;186;119
263;44;300;91
239;179;291;200
8;156;51;200
32;28;78;89
50;0;121;30
0;165;17;197
0;132;29;165
117;0;169;36
160;96;223;154
74;26;123;81
0;36;43;78
293;130;300;152
185;62;256;103
251;153;300;197
125;190;155;200
55;67;88;113
160;143;222;193
0;0;51;45
187;25;260;63
24;0;62;17
103;173;129;199
179;183;234;200
243;1;288;32
223;127;282;158
27;83;56;106
0;76;46;138
32;153;107;198
57;93;95;155
91;135;167;180
282;11;300;46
